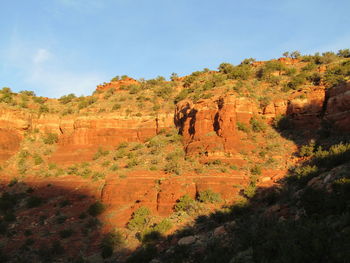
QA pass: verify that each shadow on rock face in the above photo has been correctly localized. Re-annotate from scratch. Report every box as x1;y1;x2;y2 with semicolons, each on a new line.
0;178;132;262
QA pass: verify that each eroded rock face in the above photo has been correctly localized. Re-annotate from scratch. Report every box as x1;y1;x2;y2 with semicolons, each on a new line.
325;84;350;132
51;113;173;164
0;129;21;162
0;108;173;164
263;88;326;129
287;88;325;128
174;95;257;164
96;77;139;93
0;108;28;162
101;171;247;226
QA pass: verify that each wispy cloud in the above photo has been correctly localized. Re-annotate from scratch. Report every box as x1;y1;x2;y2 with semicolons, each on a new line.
33;48;51;64
2;31;105;97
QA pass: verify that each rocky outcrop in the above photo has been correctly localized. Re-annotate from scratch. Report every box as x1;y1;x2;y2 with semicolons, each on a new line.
101;171;247;226
96;77;139;93
174;95;257;164
325;83;350;132
263;88;326;129
0;107;173;164
287;88;325;128
51;113;173;164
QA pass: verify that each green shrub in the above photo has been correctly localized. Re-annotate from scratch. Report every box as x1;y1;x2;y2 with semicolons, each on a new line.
59;228;73;238
88;201;105;217
197;189;222;203
19;150;30;159
294;165;318;181
244;181;257;198
337;49;350;58
110;164;119;171
39;105;49;113
174;195;196;213
19;90;35;96
286;73;307;90
128;84;141;94
92;172;105;181
26;196;43;208
59;93;76;104
112;103;121;110
324;61;350;88
219;63;252;80
164;161;181;175
127;206;151;231
299;141;315;157
237;122;250;133
100;231;124;258
256;61;285;81
111;75;120;82
93;147;109;160
250;117;266;133
33;154;43;165
117;142;129;150
250;165;262;176
273;115;293;130
78;96;97;109
126;158;139;168
43;133;58;144
153;218;173;234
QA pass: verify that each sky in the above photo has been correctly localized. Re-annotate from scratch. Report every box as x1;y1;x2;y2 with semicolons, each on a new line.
0;0;350;98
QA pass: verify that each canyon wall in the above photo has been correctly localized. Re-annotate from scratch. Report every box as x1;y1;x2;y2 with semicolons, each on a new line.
1;82;350;226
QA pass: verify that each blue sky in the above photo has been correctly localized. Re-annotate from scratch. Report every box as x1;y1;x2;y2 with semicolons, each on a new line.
1;0;350;97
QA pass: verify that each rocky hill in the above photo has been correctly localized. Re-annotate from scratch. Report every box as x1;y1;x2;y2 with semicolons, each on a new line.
0;50;349;262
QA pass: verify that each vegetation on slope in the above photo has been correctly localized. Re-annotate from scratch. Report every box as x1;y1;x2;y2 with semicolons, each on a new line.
0;49;350;262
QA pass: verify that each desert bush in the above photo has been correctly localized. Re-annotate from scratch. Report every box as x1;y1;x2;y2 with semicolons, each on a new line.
19;90;36;96
153;218;173;234
164;161;181;175
92;172;105;181
19;150;30;159
324;61;350;88
88;201;105;217
273;115;293;130
197;189;222;203
286;73;307;90
43;133;58;144
33;154;43;165
32;96;45;104
26;196;43;208
59;228;73;238
100;230;124;258
237;122;250;133
250;165;262;176
293;165;318;184
174;195;197;213
307;72;322;86
108;164;118;171
93;147;109;160
127;206;151;231
299;140;315;157
250;117;266;132
219;63;252;80
78;96;97;109
128;84;141;94
244;178;257;198
313;142;350;168
112;103;121;110
39;105;49;113
337;49;350;58
59;93;76;104
256;61;285;81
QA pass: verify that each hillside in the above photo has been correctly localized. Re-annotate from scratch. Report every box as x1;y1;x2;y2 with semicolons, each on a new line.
0;50;350;262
